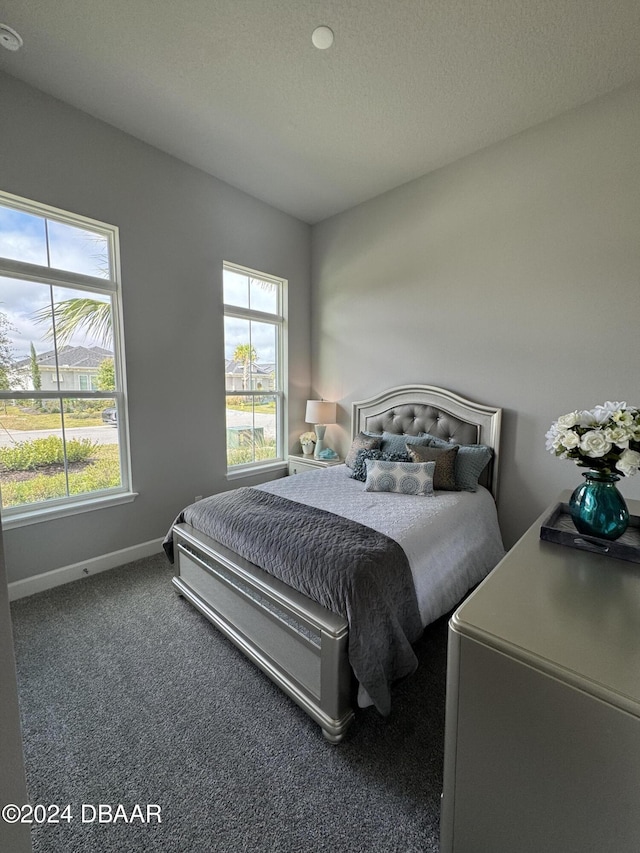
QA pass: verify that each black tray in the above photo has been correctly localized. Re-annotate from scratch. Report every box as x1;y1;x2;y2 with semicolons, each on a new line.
540;502;640;564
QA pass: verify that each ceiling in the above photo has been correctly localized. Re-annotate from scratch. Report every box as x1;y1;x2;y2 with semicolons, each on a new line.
1;0;640;224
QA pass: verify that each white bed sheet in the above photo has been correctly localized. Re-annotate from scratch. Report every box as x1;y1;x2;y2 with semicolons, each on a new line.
257;464;505;628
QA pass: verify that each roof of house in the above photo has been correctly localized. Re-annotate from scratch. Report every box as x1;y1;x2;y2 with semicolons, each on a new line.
16;345;113;370
224;360;275;376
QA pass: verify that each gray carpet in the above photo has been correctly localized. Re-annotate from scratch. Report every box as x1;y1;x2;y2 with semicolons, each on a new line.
10;553;448;853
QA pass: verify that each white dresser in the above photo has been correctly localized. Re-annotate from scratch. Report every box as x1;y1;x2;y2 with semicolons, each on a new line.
440;496;640;853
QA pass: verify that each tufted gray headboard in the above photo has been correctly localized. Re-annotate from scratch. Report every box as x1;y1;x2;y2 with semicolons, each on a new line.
351;384;502;498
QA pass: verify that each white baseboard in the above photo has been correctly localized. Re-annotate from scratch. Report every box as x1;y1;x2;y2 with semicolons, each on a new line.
8;538;165;601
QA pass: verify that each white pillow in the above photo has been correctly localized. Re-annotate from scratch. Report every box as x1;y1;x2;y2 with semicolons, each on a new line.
364;459;436;496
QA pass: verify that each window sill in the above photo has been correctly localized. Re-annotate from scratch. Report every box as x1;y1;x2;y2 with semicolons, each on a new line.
226;460;288;482
1;491;139;530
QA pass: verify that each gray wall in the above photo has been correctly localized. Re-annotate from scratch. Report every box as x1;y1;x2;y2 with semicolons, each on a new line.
2;69;639;568
0;72;311;583
311;82;640;548
0;522;31;852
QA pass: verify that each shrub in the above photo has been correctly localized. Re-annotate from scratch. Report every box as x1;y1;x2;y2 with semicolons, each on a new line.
0;445;120;508
226;396;245;409
227;442;277;466
0;436;98;471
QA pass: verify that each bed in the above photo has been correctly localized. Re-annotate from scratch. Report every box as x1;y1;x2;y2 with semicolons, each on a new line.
163;384;504;742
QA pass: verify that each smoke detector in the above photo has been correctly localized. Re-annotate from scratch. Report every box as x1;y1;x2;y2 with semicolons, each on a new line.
312;26;334;50
0;23;23;52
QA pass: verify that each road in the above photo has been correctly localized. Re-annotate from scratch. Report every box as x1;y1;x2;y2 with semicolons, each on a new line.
0;411;275;449
225;408;276;440
0;425;119;448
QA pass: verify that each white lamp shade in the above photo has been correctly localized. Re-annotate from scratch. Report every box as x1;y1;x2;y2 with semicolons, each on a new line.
305;400;337;425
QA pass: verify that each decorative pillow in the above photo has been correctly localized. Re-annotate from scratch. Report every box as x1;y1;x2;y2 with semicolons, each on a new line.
406;443;459;491
380;431;433;456
345;432;382;469
349;449;410;482
420;434;492;492
364;459;436;496
418;431;443;444
455;445;493;491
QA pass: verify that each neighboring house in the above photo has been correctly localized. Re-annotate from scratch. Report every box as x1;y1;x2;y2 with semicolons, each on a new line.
225;360;275;393
15;345;113;393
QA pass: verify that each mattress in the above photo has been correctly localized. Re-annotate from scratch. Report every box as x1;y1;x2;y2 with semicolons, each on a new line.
257;464;505;628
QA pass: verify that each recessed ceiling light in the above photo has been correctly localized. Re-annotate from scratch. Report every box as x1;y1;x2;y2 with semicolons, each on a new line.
312;26;334;50
0;23;23;52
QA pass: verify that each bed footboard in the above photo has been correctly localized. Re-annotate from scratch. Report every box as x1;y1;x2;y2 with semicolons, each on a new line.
171;522;354;743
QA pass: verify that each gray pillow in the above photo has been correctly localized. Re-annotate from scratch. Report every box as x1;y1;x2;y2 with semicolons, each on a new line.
345;432;382;469
420;433;492;492
380;431;432;456
406;443;459;491
364;459;436;496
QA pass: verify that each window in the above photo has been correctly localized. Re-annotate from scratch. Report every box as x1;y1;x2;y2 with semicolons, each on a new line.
0;190;132;523
223;263;286;471
79;375;99;391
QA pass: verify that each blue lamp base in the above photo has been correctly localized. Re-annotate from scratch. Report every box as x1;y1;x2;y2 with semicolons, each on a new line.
313;424;327;457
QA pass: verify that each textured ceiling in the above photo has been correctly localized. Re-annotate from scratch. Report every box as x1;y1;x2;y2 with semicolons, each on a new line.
1;0;640;223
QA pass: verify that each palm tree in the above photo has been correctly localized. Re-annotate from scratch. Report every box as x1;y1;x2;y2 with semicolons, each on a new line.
233;343;258;390
31;297;112;347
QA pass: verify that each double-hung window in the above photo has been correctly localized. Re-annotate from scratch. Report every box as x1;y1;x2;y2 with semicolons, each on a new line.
223;263;286;472
0;190;132;524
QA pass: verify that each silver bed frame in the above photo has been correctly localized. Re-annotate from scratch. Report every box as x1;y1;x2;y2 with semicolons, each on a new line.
171;384;502;742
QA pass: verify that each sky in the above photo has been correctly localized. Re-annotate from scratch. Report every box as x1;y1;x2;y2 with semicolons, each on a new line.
0;204;109;273
0;203;111;363
223;268;279;366
0;202;280;369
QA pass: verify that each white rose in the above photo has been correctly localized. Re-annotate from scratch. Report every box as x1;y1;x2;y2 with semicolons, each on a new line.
617;449;640;477
558;430;580;450
556;411;581;430
579;430;612;458
603;426;631;448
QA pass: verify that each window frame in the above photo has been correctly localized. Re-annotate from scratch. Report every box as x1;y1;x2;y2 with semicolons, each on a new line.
0;190;134;527
223;261;287;477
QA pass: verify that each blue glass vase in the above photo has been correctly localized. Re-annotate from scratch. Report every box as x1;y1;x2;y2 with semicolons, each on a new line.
569;470;629;541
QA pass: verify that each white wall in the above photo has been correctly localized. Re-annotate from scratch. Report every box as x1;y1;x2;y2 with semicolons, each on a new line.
311;82;640;547
0;72;311;583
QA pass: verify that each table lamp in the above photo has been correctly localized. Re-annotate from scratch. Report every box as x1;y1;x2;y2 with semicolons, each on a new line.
305;400;337;458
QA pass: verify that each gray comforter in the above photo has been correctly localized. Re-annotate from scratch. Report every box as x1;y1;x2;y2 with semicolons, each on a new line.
163;487;423;715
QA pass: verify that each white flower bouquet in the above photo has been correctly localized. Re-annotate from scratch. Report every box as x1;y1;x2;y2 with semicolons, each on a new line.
546;401;640;477
299;431;317;450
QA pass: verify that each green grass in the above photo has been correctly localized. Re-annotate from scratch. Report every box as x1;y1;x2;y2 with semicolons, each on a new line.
227;443;278;466
0;445;121;508
0;404;109;431
227;401;276;415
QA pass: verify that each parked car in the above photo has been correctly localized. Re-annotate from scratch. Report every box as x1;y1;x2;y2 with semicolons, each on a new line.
102;407;117;426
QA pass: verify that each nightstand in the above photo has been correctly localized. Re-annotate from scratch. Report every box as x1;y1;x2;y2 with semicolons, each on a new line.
288;454;343;475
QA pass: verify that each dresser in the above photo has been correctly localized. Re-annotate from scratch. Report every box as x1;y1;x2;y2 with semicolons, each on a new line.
287;454;343;476
440;495;640;853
